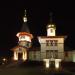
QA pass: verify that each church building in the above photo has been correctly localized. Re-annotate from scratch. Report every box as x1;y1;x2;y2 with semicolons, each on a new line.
29;13;66;61
11;10;33;61
11;10;68;62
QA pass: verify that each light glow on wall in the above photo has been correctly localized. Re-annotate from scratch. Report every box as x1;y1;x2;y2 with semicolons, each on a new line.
3;58;6;62
46;62;49;68
55;61;59;69
47;24;55;28
14;52;18;60
43;59;50;68
73;53;75;62
22;51;27;61
23;17;27;22
55;59;61;69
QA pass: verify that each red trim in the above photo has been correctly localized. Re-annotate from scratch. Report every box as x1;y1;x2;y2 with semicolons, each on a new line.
17;32;33;39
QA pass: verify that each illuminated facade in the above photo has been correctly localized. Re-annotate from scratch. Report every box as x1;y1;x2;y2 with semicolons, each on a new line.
38;15;66;60
10;10;75;65
29;13;66;62
11;10;33;61
47;24;56;36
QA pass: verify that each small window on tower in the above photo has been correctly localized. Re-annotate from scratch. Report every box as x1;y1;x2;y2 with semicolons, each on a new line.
22;36;25;39
20;36;25;39
50;40;53;46
51;29;53;33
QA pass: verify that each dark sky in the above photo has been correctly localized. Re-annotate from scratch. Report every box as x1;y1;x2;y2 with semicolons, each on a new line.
0;0;75;56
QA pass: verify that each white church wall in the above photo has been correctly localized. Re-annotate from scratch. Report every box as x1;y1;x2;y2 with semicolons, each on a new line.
38;37;64;60
67;51;75;62
29;51;41;61
41;52;46;60
57;38;64;59
57;38;64;52
64;51;73;62
72;51;75;62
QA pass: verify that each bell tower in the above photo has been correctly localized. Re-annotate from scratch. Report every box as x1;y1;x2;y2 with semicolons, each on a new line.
47;13;56;36
12;10;33;61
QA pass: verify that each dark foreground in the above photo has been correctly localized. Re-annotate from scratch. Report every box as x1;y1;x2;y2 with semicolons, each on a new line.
0;61;75;75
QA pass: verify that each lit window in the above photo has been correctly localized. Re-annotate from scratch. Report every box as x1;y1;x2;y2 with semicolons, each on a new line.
54;40;58;46
46;50;58;59
50;40;58;46
46;40;49;46
21;36;25;39
50;40;53;46
54;50;58;58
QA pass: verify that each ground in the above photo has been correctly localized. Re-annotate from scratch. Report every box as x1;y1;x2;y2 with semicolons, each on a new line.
0;67;73;75
0;61;75;75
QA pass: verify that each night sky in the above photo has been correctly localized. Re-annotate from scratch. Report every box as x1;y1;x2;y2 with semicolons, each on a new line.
0;1;75;56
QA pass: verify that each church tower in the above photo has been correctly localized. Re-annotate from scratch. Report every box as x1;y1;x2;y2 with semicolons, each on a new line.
16;10;33;45
47;13;56;36
38;12;66;61
12;10;33;61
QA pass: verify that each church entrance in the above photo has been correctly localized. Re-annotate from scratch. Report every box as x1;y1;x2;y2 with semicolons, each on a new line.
50;61;55;68
18;53;22;60
13;50;27;61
